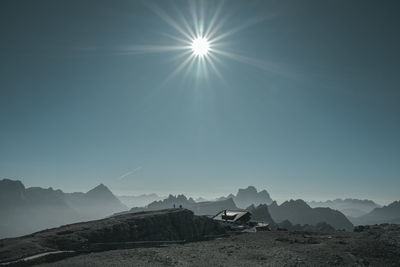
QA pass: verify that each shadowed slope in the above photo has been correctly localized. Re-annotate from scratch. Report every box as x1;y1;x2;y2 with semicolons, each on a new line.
0;209;225;264
269;199;353;231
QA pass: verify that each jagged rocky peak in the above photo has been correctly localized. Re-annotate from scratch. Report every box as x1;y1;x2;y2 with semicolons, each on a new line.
281;199;311;209
233;186;273;208
0;178;26;204
238;185;258;195
269;201;279;208
0;178;25;192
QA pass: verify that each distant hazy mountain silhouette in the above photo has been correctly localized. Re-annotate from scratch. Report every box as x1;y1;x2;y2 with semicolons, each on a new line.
218;186;273;208
308;198;381;218
351;201;400;225
0;179;127;238
118;193;165;208
65;184;127;221
125;194;238;216
268;199;354;231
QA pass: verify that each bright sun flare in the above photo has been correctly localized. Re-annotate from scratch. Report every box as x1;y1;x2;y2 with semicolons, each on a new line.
191;37;210;57
131;1;265;81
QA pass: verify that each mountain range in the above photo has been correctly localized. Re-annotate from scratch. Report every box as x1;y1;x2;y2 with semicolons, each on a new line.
307;198;381;217
217;186;273;208
0;179;127;238
2;180;399;239
124;194;238;216
124;190;353;231
269;199;354;231
350;201;400;225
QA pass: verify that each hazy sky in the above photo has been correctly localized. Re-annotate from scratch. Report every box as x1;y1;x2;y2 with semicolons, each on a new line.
1;0;399;204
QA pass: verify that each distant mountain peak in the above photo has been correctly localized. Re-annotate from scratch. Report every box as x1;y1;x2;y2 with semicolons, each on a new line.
268;198;353;231
388;201;400;208
0;179;127;238
233;186;273;208
281;199;310;209
87;183;108;192
86;184;120;202
0;178;25;190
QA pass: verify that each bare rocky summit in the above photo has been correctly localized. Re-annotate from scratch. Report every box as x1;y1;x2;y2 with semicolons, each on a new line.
0;209;225;265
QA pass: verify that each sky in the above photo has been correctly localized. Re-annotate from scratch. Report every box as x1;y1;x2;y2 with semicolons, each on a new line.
0;0;399;204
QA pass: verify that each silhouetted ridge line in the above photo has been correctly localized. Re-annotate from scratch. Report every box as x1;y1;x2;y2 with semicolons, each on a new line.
0;179;127;239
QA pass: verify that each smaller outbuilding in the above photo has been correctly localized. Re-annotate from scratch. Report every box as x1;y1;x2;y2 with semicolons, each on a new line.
213;210;251;224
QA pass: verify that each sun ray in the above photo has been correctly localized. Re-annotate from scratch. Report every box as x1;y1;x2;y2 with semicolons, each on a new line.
171;2;196;40
204;6;237;41
164;53;196;83
203;1;224;39
182;55;198;80
207;55;226;84
199;0;206;36
211;48;287;75
189;0;200;37
116;44;188;54
209;17;266;44
146;2;193;41
163;33;193;46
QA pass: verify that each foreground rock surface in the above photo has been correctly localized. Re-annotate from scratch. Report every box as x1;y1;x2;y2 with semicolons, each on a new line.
0;209;225;264
39;224;400;267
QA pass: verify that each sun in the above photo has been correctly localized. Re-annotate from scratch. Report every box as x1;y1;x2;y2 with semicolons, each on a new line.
191;37;210;57
130;1;265;82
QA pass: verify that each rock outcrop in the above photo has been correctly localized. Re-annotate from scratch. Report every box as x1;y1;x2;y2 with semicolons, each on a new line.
0;209;225;264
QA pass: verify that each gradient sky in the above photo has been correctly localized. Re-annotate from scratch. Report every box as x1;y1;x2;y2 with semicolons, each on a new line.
1;0;399;204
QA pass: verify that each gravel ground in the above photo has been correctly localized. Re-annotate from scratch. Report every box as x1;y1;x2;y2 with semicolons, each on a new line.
38;226;400;267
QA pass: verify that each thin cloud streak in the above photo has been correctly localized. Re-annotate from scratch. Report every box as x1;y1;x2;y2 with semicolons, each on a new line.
117;167;143;180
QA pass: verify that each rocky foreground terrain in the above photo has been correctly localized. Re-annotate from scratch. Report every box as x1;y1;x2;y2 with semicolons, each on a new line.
0;209;224;266
35;224;400;267
1;209;400;266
